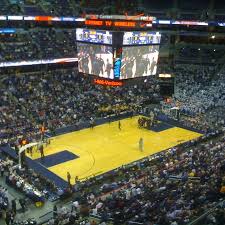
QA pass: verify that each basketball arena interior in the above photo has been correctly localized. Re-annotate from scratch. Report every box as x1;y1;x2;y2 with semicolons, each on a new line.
0;1;225;225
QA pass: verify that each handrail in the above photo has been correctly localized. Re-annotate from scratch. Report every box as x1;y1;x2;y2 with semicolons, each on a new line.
187;200;225;225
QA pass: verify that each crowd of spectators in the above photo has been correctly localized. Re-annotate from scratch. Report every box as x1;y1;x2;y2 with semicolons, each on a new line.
175;47;225;64
0;158;21;224
0;0;139;16
0;2;225;225
174;64;224;112
0;184;9;216
200;201;225;225
0;155;59;202
48;204;102;225
1;0;225;23
44;0;77;16
43;130;224;225
0;68;161;145
0;0;76;16
0;86;39;146
1;122;224;225
0;65;224;225
161;64;225;131
0;0;22;15
0;23;224;225
0;154;69;225
0;29;77;62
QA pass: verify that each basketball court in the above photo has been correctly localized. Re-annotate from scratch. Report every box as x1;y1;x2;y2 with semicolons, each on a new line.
27;116;202;185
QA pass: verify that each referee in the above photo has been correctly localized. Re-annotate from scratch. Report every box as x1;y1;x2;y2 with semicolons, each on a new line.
118;121;121;130
139;138;144;152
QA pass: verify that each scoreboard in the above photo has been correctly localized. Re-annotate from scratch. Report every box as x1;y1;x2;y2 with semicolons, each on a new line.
76;28;112;45
123;31;161;45
76;27;161;80
76;29;161;46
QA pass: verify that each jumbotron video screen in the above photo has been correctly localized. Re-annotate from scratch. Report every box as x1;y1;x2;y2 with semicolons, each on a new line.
120;31;161;79
76;29;161;79
120;45;159;79
77;43;114;78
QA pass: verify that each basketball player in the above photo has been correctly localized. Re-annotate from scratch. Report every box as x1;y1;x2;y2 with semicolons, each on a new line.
67;172;71;188
39;144;44;159
118;121;121;130
90;117;94;129
139;138;144;152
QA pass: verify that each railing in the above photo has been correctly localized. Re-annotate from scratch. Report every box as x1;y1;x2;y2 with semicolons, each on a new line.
187;200;225;225
127;221;144;225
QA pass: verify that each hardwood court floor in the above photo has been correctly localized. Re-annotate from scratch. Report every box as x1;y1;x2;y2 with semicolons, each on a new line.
28;116;202;184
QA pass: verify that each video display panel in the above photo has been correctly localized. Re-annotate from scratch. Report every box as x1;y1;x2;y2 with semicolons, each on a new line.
77;42;113;78
123;31;161;45
76;28;112;45
120;45;159;79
